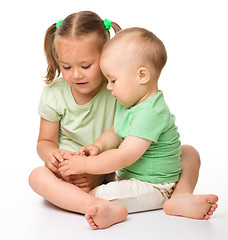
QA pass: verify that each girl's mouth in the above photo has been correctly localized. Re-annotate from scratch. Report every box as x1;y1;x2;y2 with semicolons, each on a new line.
76;82;88;85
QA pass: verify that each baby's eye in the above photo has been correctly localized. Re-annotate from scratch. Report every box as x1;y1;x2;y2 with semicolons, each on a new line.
62;66;71;70
81;64;91;69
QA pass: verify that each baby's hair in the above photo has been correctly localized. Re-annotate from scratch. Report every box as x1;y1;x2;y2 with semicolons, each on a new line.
104;27;167;79
44;11;121;84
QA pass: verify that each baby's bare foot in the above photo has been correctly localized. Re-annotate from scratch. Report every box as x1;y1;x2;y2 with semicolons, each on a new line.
85;201;128;230
163;193;218;219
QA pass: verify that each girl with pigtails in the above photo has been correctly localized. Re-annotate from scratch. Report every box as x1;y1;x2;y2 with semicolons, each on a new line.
29;11;218;230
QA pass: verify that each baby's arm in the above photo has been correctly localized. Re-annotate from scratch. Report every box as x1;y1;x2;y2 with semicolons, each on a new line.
59;135;151;175
91;125;122;152
76;125;121;156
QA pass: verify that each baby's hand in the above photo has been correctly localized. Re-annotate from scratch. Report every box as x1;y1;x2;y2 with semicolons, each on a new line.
59;154;87;176
76;144;101;156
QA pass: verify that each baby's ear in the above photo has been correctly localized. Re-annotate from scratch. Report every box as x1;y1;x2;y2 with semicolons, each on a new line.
137;67;150;85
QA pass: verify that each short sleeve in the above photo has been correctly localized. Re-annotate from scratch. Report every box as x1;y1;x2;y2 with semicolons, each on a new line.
129;109;165;143
38;85;61;122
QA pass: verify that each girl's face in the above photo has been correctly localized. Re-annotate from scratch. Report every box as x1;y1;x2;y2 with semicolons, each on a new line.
56;34;105;104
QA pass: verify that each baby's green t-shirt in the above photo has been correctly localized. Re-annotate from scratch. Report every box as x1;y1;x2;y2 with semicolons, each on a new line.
115;91;182;184
38;78;117;152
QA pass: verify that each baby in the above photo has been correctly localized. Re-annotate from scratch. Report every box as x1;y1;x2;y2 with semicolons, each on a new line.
59;27;184;229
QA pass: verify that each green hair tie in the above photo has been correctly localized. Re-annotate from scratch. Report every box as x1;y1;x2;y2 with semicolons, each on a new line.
103;18;112;31
56;19;63;29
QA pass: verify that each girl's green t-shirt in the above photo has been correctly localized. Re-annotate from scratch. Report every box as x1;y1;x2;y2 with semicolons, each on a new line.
39;78;117;152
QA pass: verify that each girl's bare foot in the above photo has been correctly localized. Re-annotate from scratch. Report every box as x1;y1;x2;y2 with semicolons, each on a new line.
163;193;218;219
85;201;128;230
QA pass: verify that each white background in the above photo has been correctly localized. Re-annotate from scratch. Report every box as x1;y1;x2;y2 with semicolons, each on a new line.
0;0;227;239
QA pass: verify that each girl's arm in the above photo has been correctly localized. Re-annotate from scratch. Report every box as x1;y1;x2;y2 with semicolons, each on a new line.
37;118;59;161
60;135;151;175
37;118;73;173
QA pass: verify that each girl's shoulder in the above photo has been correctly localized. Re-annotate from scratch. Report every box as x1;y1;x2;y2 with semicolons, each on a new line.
42;77;69;97
45;77;67;90
40;77;70;104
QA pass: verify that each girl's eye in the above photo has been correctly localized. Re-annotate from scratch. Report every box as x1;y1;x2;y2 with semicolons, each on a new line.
81;64;91;69
62;66;71;70
111;80;116;83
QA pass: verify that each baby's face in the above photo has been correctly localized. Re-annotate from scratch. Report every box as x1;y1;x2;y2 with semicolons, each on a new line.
100;47;143;108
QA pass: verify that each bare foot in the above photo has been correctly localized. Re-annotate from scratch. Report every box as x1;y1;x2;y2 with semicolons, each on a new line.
163;193;218;219
85;201;128;230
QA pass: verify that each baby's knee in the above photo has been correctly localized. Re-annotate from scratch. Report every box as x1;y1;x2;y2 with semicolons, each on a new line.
28;166;48;192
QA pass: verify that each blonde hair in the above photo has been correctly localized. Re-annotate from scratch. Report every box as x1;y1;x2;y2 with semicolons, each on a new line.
44;11;121;83
103;27;167;79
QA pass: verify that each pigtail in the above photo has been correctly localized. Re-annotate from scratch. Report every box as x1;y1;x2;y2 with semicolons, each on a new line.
111;22;121;34
44;23;60;84
42;12;122;84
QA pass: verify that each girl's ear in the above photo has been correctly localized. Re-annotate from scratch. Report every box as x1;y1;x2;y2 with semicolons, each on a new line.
137;67;150;85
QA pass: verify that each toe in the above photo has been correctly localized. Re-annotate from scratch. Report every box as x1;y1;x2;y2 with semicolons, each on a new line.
208;194;219;204
204;215;210;220
207;211;213;215
212;203;218;209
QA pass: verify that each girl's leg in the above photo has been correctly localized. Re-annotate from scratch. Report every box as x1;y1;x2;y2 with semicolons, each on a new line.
29;166;127;228
163;145;218;219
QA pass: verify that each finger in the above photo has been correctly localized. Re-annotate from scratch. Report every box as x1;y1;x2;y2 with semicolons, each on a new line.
59;160;69;167
46;161;59;173
76;152;85;156
71;177;87;185
64;169;73;176
58;165;70;174
60;173;71;182
53;151;64;163
63;154;72;160
60;149;75;156
89;150;98;156
76;147;86;156
75;182;89;188
68;174;85;180
49;156;59;168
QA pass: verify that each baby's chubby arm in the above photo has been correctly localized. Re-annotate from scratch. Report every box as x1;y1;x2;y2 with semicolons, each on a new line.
92;125;122;152
59;135;151;176
75;125;121;157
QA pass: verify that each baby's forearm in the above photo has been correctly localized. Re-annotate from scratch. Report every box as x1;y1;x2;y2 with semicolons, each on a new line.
84;148;137;175
93;126;121;152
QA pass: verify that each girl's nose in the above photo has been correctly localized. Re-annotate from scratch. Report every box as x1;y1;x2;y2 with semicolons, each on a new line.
73;69;82;79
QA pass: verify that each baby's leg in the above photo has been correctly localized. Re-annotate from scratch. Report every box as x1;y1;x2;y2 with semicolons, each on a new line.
163;145;218;219
29;166;127;228
85;179;167;229
85;185;128;230
85;201;128;230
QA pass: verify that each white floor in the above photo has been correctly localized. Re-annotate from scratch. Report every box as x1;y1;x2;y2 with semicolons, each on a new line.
1;1;228;239
1;157;227;240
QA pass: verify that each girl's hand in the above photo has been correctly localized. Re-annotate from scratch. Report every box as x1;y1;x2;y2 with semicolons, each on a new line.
45;149;75;174
76;144;101;156
68;174;105;191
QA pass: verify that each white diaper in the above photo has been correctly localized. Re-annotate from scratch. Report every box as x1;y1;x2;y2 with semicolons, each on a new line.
95;176;175;213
